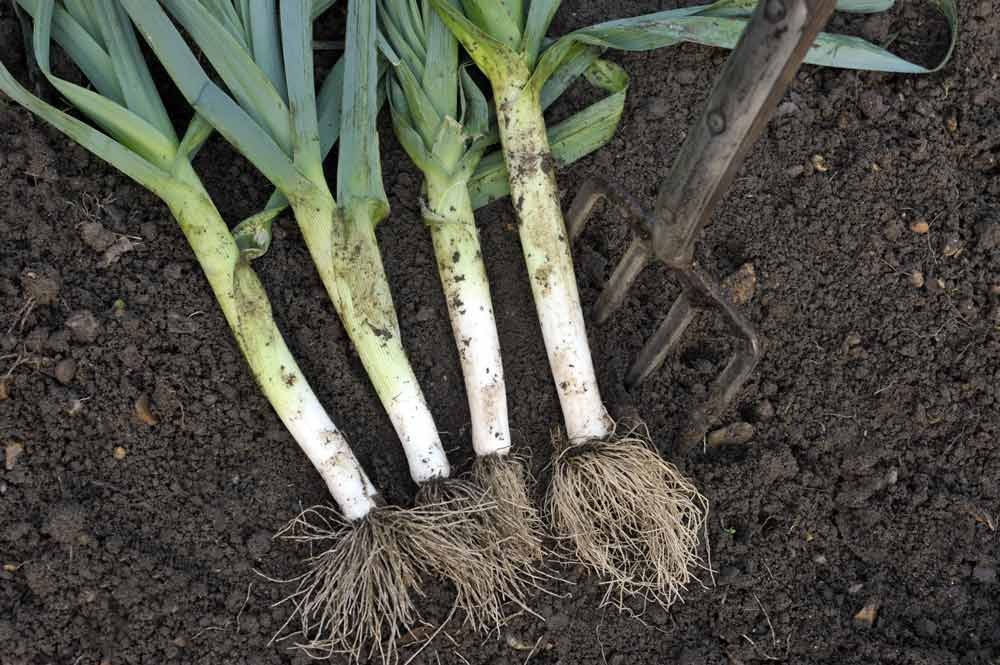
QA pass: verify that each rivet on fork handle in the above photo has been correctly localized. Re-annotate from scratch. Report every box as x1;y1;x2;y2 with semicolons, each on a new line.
567;0;837;448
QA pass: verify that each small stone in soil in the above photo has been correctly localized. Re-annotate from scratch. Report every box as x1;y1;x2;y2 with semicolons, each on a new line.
133;394;158;426
910;219;930;234
707;422;755;447
65;310;100;343
853;602;879;628
942;236;963;257
910;271;925;288
54;358;77;385
4;441;24;471
113;446;127;460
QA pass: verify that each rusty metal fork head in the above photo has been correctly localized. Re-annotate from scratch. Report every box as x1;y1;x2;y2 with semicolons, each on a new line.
568;0;837;448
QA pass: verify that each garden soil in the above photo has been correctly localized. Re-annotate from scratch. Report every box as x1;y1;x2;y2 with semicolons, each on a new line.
1;2;998;664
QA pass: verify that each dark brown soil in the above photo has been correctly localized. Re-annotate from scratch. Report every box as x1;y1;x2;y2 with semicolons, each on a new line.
2;2;998;664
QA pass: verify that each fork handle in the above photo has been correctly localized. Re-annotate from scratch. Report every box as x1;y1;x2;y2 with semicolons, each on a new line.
651;0;837;265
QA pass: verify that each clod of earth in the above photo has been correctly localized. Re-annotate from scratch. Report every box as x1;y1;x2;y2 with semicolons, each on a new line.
64;310;100;344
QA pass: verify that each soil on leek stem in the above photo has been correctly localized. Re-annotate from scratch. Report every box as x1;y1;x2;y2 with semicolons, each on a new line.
1;2;996;664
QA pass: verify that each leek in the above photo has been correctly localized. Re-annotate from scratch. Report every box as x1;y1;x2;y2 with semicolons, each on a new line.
2;0;382;519
1;0;399;579
429;0;958;607
117;0;499;655
2;3;461;659
121;0;455;485
379;0;545;629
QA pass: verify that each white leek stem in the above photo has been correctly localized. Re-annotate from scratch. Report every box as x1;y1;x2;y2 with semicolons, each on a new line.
494;80;613;443
293;193;451;484
424;177;511;458
166;176;379;520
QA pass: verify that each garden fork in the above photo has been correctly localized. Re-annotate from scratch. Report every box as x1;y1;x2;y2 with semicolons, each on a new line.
568;0;837;448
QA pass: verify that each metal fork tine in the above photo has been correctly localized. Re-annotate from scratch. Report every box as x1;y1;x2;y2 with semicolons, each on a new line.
567;177;653;243
567;0;835;445
594;239;649;324
566;178;611;242
680;341;761;449
625;291;695;388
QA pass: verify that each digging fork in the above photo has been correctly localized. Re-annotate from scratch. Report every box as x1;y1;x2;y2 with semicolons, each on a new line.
568;0;837;448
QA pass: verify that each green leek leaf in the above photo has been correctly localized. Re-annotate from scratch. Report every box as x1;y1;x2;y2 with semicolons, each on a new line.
0;56;173;197
15;0;122;102
458;0;524;49
92;0;176;142
280;1;324;183
32;0;175;169
530;0;957;92
162;0;292;153
428;0;526;83
421;0;459;119
338;0;389;219
519;0;559;67
248;0;288;100
121;0;307;195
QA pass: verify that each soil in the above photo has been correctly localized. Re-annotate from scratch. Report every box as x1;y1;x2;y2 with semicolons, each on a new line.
1;2;998;664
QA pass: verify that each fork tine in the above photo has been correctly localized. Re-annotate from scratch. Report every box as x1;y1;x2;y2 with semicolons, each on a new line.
594;239;650;324
566;0;833;451
567;177;653;243
625;291;695;388
679;340;761;449
566;178;612;242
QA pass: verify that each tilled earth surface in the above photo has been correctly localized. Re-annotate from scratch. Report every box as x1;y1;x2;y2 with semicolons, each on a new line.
1;2;998;664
